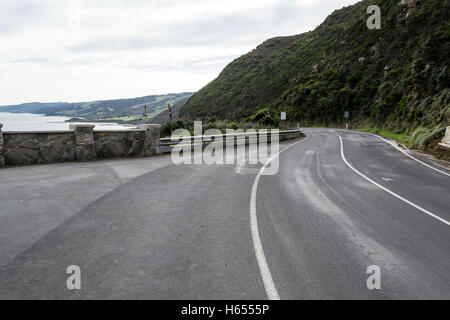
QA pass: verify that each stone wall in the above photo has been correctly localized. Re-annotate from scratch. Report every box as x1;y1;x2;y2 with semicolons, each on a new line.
3;131;76;165
72;124;96;162
94;130;145;158
138;124;161;156
0;124;161;167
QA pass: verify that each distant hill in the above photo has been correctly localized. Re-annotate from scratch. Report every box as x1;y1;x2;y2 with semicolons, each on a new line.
180;0;450;131
0;93;194;123
0;102;73;114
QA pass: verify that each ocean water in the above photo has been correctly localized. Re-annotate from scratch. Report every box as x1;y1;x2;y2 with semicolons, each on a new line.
0;112;137;131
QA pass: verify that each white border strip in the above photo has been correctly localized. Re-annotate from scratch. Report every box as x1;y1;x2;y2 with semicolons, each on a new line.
250;133;310;300
334;133;450;226
361;131;450;177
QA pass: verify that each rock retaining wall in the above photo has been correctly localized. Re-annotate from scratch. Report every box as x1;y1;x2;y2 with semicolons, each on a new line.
0;124;161;167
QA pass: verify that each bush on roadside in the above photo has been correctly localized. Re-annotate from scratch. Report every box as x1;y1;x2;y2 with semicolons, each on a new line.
408;126;446;150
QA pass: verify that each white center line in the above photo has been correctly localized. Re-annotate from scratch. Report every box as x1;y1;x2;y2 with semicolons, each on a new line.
250;133;310;300
334;132;450;227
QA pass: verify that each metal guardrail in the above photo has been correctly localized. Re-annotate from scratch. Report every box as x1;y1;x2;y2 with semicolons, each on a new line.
157;129;303;153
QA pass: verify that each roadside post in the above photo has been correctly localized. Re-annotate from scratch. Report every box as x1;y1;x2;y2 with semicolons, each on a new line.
344;111;349;130
281;111;286;129
168;104;173;135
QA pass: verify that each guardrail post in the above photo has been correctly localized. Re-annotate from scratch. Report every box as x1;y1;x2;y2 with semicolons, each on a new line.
138;124;161;156
0;123;5;167
70;124;96;162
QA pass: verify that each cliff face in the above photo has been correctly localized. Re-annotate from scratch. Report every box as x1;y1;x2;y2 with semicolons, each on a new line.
180;0;450;130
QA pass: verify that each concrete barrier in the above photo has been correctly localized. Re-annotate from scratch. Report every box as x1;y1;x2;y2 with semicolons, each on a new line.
0;123;161;167
438;126;450;150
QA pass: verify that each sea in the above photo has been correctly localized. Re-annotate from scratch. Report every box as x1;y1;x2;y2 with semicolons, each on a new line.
0;112;136;131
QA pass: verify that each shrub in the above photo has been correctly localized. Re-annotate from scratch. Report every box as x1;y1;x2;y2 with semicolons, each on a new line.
409;126;446;150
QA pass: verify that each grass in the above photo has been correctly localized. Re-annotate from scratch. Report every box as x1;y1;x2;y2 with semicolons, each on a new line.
408;127;445;149
357;127;410;145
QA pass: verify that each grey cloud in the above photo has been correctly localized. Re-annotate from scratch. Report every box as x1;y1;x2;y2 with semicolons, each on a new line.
68;6;292;53
67;0;354;54
6;56;93;67
0;0;66;34
0;0;361;104
124;54;238;71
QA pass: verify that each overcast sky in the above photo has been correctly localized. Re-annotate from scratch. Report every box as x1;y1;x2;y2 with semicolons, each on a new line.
0;0;360;105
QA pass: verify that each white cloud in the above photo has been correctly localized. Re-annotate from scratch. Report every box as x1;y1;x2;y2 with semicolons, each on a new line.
0;0;360;105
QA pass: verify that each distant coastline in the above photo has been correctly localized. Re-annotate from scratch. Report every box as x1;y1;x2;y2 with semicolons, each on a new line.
0;112;137;131
64;117;145;125
0;92;193;127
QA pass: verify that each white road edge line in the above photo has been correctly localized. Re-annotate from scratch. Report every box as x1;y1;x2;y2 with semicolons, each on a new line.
360;131;450;177
250;133;310;300
334;132;450;227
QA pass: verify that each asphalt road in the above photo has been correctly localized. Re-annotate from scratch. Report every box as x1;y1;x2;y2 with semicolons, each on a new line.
0;128;449;299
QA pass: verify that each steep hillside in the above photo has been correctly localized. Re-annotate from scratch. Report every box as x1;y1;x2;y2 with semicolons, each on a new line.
0;93;194;122
180;0;450;131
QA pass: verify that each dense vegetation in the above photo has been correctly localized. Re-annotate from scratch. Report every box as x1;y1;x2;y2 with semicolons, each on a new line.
0;93;194;123
181;0;449;138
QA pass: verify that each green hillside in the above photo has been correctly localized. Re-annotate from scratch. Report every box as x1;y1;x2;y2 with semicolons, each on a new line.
148;97;190;125
180;0;450;132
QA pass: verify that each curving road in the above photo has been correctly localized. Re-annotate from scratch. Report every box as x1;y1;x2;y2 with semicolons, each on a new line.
0;128;449;299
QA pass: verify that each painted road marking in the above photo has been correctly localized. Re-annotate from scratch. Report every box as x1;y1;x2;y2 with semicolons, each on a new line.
362;131;450;177
334;133;450;227
250;133;310;300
